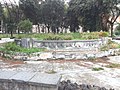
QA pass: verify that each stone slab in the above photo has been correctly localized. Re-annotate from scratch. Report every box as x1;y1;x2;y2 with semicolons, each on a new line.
9;71;37;82
29;73;61;85
0;71;18;79
108;56;120;64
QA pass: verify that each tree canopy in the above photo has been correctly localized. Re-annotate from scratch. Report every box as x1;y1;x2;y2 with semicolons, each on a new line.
0;0;120;36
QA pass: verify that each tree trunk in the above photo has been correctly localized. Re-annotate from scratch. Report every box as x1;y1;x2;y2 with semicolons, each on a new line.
56;27;59;34
10;30;13;38
1;19;3;33
38;24;40;33
17;26;20;34
47;26;50;33
5;24;8;34
110;24;113;37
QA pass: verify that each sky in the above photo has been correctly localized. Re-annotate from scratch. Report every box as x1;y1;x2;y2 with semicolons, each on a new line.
0;0;19;5
0;0;70;5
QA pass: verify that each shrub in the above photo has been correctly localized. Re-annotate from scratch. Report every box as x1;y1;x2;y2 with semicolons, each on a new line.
18;19;33;34
4;42;21;52
44;34;63;40
100;39;120;51
109;43;119;49
63;35;73;40
81;32;100;40
1;42;45;54
99;32;109;37
115;31;120;35
115;23;120;35
44;34;73;40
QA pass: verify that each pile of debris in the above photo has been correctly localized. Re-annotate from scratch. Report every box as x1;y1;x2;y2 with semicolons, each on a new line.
58;80;114;90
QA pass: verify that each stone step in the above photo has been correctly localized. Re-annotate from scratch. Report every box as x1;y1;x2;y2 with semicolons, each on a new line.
0;71;61;90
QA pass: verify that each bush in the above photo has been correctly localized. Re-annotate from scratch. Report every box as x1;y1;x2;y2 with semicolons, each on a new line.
44;34;73;40
63;35;73;40
44;34;63;40
1;42;45;54
81;32;100;40
98;32;109;37
4;42;21;52
100;39;120;51
115;23;120;35
18;19;33;34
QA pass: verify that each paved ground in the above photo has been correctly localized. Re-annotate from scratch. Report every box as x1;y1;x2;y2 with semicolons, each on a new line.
0;38;14;44
0;56;120;90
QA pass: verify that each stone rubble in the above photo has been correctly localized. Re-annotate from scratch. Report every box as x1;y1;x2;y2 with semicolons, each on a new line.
2;49;118;61
58;80;114;90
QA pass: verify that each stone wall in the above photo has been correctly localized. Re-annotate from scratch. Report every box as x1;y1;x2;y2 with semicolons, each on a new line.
0;71;60;90
15;38;108;50
0;80;114;90
0;79;57;90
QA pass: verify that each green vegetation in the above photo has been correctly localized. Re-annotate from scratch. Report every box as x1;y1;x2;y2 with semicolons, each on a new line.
106;63;120;68
87;56;96;61
92;67;104;71
0;32;109;40
18;19;33;34
0;0;119;37
100;39;120;51
115;23;120;36
0;42;45;54
0;34;9;39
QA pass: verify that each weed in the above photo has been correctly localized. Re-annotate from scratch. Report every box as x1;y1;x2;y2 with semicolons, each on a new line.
45;69;57;74
106;63;120;68
92;67;104;71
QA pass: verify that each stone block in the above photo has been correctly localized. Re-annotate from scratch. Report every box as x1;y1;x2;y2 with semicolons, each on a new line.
40;53;53;59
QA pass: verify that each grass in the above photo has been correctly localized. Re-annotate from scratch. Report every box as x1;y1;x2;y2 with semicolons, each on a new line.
0;42;45;54
106;63;120;68
92;67;104;71
0;32;109;40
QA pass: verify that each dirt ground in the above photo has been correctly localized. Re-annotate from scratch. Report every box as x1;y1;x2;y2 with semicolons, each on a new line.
0;56;120;89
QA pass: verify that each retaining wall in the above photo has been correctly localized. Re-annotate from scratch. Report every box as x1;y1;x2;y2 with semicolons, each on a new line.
15;38;108;50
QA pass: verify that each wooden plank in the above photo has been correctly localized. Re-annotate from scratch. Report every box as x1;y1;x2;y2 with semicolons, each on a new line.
0;71;18;79
9;71;37;82
29;73;61;85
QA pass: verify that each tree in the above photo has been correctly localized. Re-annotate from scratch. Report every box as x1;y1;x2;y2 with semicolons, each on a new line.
0;3;3;33
40;0;65;33
19;0;40;32
68;0;120;35
2;4;17;37
1;0;24;37
18;19;33;33
102;0;120;37
68;0;104;32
